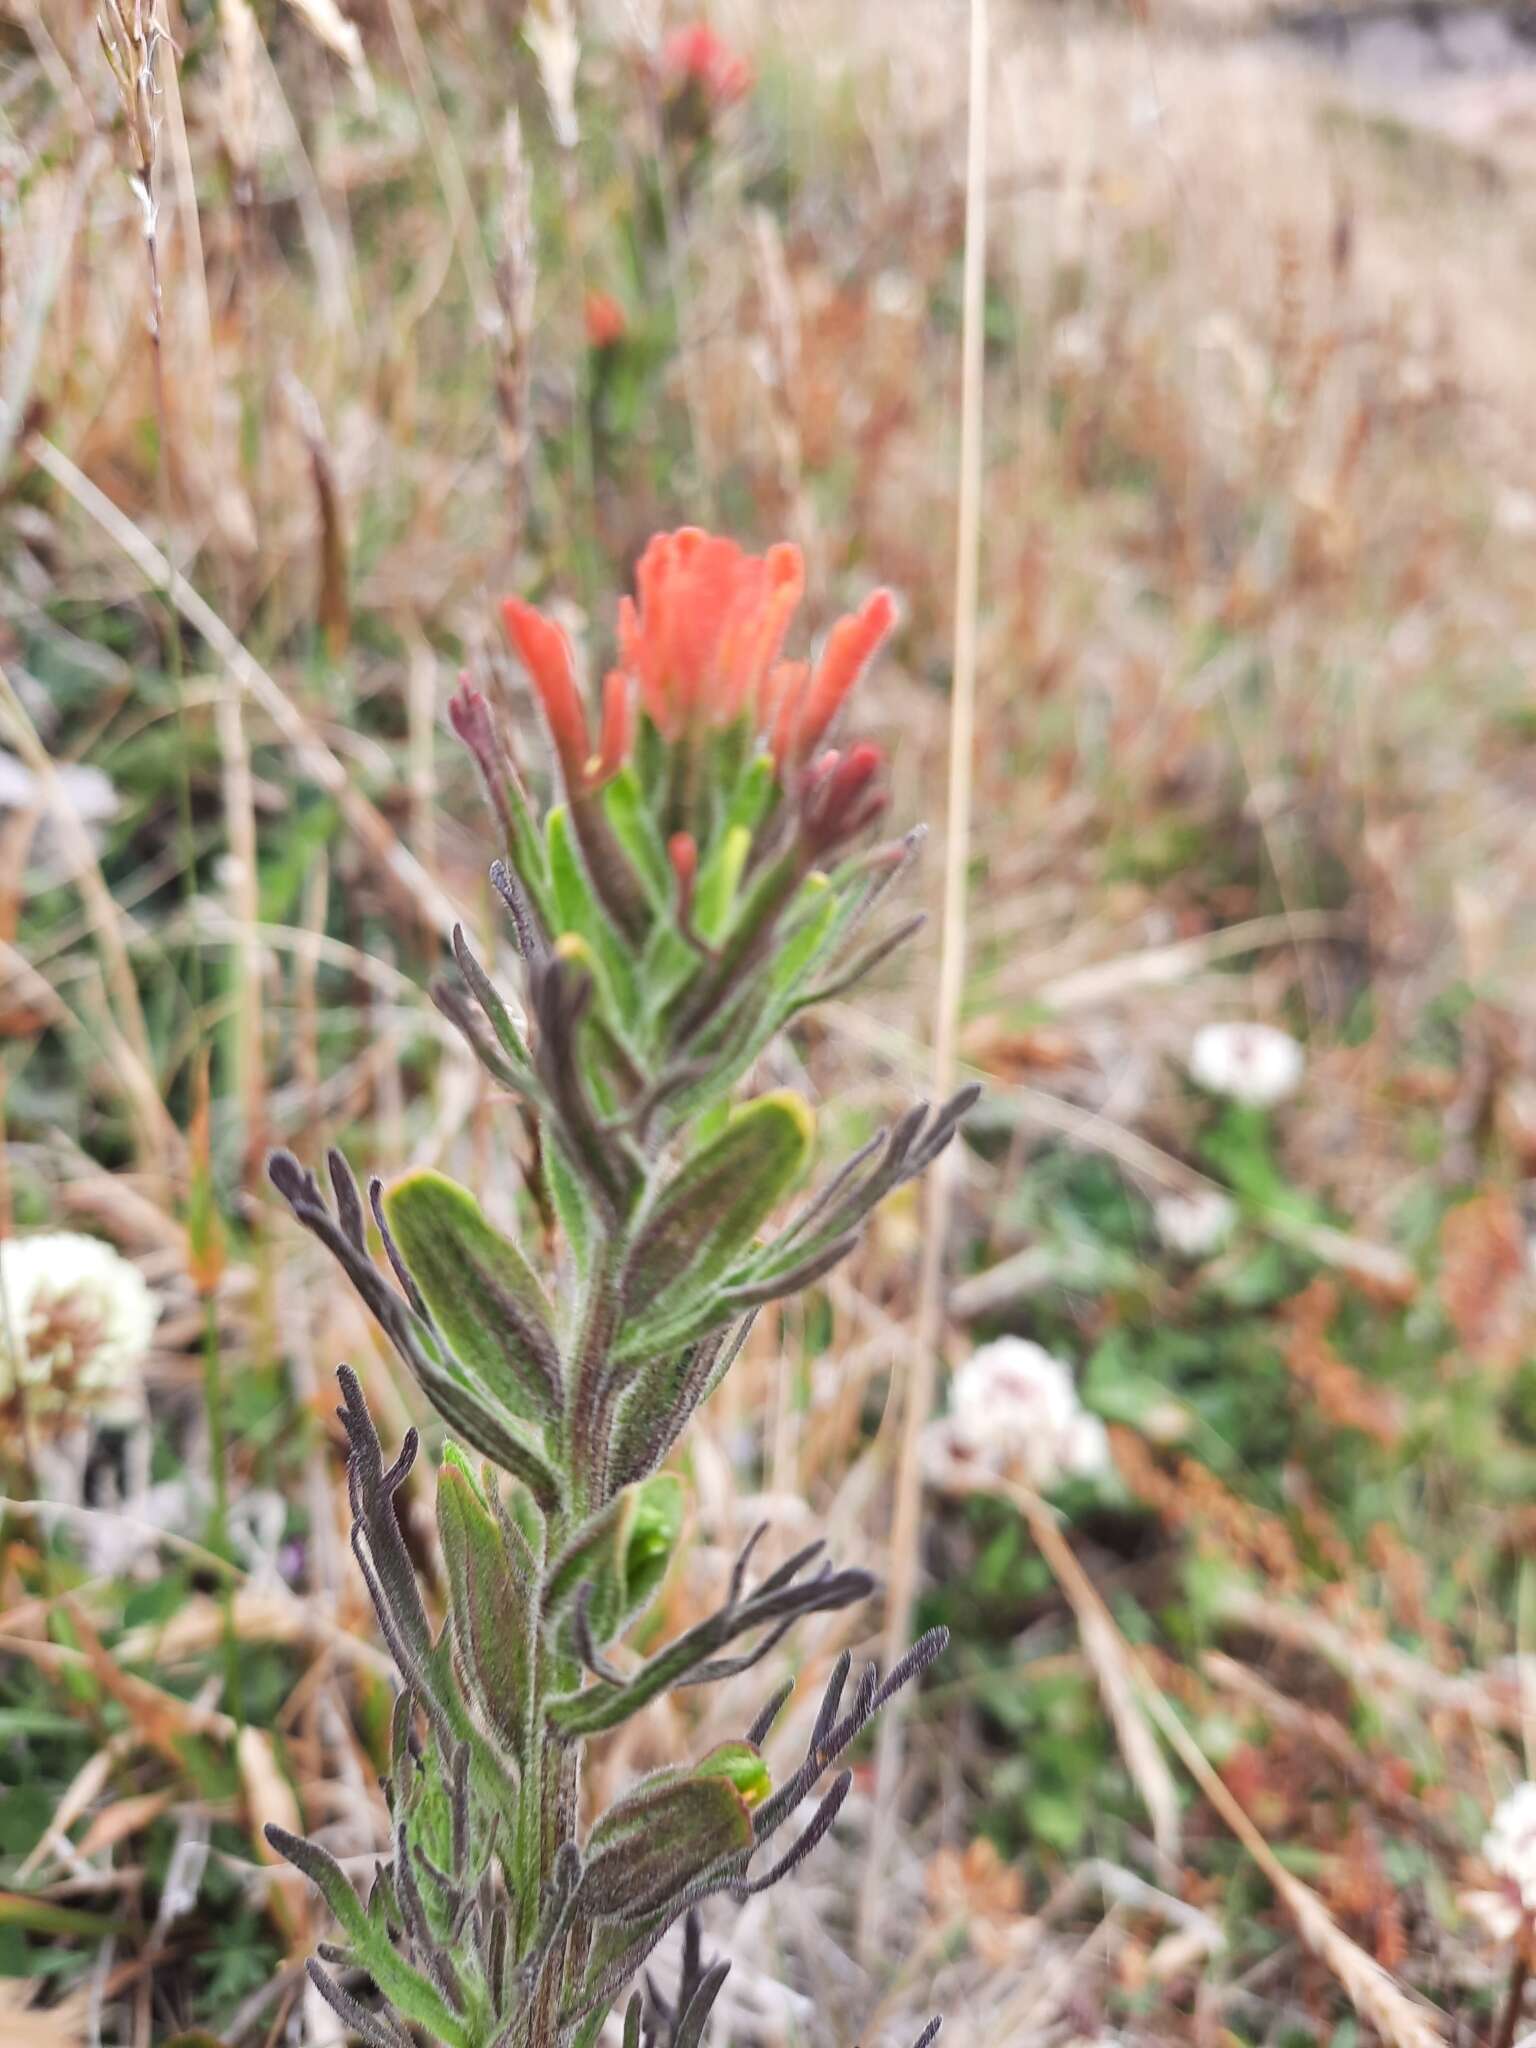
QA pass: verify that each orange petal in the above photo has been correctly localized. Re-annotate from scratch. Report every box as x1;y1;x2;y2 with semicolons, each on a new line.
725;543;804;719
596;669;633;782
792;588;897;763
763;660;810;768
502;596;591;789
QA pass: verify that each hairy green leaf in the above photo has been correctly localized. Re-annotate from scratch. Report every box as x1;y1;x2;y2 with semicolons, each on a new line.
264;1827;470;2047
619;1092;814;1340
577;1768;753;1922
382;1168;561;1427
438;1461;536;1766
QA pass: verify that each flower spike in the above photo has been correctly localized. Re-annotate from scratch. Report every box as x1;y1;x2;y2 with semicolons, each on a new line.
271;524;967;2048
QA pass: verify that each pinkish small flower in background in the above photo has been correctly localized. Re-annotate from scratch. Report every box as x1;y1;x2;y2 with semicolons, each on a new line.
660;21;753;109
1187;1020;1304;1109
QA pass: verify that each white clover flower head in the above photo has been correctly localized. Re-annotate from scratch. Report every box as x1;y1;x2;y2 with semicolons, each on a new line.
1484;1782;1536;1922
1154;1187;1237;1260
1187;1021;1305;1109
928;1336;1108;1494
0;1233;157;1430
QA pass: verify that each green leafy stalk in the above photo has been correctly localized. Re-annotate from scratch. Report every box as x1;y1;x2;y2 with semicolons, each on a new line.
268;533;972;2046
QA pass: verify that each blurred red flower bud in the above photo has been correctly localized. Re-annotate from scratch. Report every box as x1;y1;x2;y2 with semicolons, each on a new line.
660;22;752;107
584;290;628;350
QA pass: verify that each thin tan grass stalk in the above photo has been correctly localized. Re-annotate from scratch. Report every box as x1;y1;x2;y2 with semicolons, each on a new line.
293;851;329;1131
283;374;351;658
0;136;106;483
405;627;440;901
278;0;371;96
860;0;989;1958
1140;1654;1447;2048
525;0;580;152
214;668;265;1188
988;1473;1180;1856
148;0;254;559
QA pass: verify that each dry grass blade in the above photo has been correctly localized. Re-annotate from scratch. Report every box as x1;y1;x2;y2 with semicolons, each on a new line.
1216;1583;1528;1732
148;0;256;555
378;0;497;322
980;1472;1181;1861
0;1982;89;2047
1035;908;1352;1012
74;1789;175;1861
114;1585;395;1679
526;0;580;150
283;374;351;658
0;138;107;481
0;665;180;1175
952;1476;1446;2048
863;0;990;1954
1135;1678;1449;2048
214;668;265;1186
237;1726;312;1943
1202;1651;1464;1852
495;108;537;549
218;0;260;204
0;938;72;1032
279;0;373;101
17;1732;135;1882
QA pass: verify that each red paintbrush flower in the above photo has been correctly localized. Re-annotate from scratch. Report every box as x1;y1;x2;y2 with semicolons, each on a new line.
617;529;802;741
501;529;896;862
613;527;895;770
660;22;752;107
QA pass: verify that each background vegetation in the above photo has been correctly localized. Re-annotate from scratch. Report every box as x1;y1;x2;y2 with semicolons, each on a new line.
6;0;1536;2041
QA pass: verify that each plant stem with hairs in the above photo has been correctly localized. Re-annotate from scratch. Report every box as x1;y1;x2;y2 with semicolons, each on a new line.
268;530;973;2046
